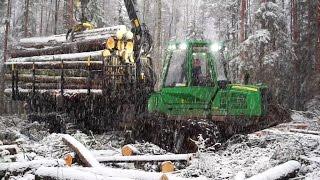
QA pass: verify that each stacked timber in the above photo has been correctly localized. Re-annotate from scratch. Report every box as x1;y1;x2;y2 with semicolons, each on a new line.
10;26;126;58
4;25;128;97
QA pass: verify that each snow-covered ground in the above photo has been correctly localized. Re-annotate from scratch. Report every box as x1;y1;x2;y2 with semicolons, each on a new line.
183;111;320;179
0;111;319;179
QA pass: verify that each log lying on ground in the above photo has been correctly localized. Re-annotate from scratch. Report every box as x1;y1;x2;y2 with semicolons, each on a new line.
0;145;20;155
289;129;320;136
75;167;197;180
35;166;191;180
0;159;64;177
35;166;131;180
161;161;175;173
121;144;141;156
96;154;194;163
62;134;101;167
247;160;301;180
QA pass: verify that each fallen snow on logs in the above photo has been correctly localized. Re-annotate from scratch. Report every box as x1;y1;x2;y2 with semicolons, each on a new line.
62;134;101;167
6;50;104;64
96;154;194;163
18;25;126;46
35;166;131;180
247;160;301;180
75;167;206;180
0;159;65;175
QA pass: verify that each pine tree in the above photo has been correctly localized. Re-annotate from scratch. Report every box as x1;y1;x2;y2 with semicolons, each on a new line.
0;0;10;114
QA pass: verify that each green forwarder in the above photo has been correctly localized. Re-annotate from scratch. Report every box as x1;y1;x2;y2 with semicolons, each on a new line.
134;40;289;153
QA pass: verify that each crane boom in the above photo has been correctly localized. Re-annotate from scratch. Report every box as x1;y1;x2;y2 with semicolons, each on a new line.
76;0;152;57
123;0;153;58
123;0;142;35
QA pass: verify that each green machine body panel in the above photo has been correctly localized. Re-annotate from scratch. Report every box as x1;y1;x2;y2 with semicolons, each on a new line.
148;40;268;119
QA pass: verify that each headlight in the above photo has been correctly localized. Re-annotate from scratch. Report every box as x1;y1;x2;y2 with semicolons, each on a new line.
106;37;115;50
210;43;222;52
179;43;188;50
168;44;177;50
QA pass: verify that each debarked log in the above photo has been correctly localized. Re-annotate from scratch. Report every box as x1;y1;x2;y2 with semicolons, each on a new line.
75;167;196;180
96;154;194;163
0;159;64;177
247;160;301;180
36;166;194;180
34;166;129;180
62;134;101;167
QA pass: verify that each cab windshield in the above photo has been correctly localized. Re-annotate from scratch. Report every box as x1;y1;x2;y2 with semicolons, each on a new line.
163;42;227;88
164;49;187;87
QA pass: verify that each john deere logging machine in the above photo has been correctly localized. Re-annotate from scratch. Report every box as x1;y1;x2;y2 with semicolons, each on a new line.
4;0;289;153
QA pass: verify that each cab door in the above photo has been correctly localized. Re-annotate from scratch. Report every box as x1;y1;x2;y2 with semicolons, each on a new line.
161;44;217;117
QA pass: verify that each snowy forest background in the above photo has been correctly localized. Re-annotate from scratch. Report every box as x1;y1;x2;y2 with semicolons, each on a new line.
0;0;319;113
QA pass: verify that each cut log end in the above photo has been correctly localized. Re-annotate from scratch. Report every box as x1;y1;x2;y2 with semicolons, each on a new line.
160;174;169;180
62;134;101;167
121;145;139;156
161;161;175;173
64;153;74;167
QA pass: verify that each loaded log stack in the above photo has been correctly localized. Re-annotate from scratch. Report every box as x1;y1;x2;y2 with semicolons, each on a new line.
5;25;127;97
4;25;153;132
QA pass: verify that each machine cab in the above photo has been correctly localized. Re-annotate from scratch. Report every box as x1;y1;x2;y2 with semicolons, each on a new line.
150;41;227;117
163;41;227;88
